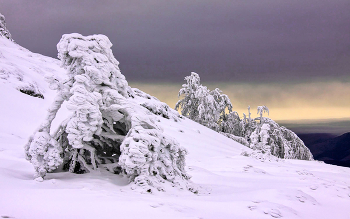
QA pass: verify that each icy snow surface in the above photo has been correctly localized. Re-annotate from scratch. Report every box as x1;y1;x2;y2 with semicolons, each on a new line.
1;37;350;219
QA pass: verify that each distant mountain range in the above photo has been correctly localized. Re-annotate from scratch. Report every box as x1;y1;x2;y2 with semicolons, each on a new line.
298;132;350;168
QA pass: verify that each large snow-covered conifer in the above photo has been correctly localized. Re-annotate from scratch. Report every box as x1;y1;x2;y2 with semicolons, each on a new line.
25;33;196;192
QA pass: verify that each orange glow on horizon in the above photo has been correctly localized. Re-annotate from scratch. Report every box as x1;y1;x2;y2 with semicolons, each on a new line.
129;81;350;122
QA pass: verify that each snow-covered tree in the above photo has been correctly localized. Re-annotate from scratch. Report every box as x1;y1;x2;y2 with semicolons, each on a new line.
175;72;232;131
25;33;196;193
175;72;205;121
220;106;258;140
257;105;269;124
249;123;271;154
0;13;13;41
220;111;242;136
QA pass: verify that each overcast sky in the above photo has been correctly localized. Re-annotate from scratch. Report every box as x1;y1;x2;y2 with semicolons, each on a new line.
1;0;350;83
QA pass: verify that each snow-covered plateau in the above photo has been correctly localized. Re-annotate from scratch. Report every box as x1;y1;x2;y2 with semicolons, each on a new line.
1;30;350;219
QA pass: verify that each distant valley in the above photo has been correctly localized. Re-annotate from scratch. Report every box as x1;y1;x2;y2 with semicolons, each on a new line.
298;132;350;168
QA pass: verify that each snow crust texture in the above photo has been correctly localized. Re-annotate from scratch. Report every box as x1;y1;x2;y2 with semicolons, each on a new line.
24;33;195;192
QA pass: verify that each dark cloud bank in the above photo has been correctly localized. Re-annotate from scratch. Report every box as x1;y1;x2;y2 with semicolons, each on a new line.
1;0;350;83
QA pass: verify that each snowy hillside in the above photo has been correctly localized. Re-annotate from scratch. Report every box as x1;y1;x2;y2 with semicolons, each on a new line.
0;37;65;97
1;34;350;219
0;34;65;140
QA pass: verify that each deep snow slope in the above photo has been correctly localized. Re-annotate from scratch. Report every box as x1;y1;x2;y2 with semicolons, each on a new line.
0;37;350;219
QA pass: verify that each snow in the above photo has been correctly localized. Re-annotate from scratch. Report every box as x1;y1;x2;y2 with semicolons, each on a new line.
1;37;350;218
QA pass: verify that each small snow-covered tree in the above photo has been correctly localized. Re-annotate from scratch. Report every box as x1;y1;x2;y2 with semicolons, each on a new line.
220;106;258;141
25;33;196;192
176;72;232;131
175;72;205;121
249;123;271;154
0;13;13;41
257;105;269;124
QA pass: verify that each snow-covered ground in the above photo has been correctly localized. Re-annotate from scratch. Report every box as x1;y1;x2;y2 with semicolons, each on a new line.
1;37;350;219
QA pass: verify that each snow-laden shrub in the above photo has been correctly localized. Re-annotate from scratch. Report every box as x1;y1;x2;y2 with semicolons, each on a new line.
175;72;232;131
223;107;313;160
0;13;13;41
254;118;313;160
25;33;195;192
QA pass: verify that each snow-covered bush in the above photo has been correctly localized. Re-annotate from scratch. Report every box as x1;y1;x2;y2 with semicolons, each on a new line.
0;13;13;41
175;72;232;131
252;118;313;160
225;107;313;160
243;112;313;160
25;33;196;192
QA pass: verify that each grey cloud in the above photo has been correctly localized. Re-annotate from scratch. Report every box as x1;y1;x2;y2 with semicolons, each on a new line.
1;0;349;82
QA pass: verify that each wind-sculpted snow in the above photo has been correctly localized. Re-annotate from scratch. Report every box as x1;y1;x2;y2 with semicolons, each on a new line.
24;33;196;193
